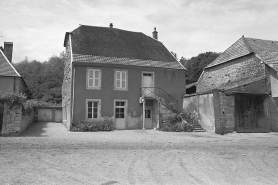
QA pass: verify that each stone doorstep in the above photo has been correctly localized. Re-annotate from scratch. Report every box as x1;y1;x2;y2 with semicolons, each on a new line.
1;131;21;137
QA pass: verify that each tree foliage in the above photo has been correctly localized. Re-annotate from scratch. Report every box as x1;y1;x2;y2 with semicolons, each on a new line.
180;52;220;84
15;52;65;104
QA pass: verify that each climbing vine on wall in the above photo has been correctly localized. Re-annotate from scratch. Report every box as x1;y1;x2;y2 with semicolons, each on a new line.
0;93;27;108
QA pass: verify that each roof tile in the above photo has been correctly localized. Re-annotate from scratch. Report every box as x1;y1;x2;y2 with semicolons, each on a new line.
73;54;184;70
70;25;177;63
206;36;252;68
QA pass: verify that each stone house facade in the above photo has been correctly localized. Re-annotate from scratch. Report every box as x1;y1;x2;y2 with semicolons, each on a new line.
184;36;278;134
62;24;186;130
0;42;29;135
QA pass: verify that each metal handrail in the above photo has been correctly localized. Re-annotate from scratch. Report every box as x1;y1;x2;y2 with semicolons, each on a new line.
140;87;178;110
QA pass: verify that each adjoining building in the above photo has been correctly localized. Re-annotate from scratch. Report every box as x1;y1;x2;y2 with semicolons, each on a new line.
183;36;278;134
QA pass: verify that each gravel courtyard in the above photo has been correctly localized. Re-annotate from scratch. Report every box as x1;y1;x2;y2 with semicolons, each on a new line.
1;122;278;185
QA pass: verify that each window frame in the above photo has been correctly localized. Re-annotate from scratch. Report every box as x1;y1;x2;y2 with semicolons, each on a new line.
86;99;101;120
114;69;128;90
87;68;102;90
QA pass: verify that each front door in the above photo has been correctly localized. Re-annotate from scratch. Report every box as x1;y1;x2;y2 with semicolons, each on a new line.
145;109;153;129
54;109;62;122
142;72;154;97
235;94;270;133
114;100;127;129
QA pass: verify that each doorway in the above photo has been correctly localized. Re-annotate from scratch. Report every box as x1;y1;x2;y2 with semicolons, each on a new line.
235;94;270;133
144;109;153;129
114;100;127;129
142;72;154;97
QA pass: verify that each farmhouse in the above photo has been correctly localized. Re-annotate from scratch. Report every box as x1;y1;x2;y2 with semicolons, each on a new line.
62;24;186;130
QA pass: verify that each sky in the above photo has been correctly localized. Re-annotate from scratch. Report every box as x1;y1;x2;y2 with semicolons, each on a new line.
0;0;278;63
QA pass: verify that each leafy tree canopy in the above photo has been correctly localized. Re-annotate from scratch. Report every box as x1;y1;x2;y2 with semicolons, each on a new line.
15;52;65;104
180;52;220;84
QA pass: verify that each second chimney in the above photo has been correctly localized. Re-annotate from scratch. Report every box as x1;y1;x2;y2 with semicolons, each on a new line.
4;42;13;63
152;27;158;40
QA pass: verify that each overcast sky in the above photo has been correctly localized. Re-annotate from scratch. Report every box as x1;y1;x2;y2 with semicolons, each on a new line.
0;0;278;63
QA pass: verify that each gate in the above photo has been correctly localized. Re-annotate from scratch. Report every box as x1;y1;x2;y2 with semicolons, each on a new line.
235;94;270;133
38;107;62;122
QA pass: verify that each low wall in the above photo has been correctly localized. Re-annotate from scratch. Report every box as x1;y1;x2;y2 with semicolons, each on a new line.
1;103;33;136
183;93;215;131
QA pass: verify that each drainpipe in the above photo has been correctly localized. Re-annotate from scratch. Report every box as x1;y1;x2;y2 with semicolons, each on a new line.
13;77;16;92
142;99;145;130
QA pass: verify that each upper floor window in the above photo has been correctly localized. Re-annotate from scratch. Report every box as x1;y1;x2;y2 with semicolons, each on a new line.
87;68;101;89
115;70;128;90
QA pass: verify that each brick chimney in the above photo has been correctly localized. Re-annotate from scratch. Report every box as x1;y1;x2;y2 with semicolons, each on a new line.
4;42;13;63
109;23;113;28
152;27;158;40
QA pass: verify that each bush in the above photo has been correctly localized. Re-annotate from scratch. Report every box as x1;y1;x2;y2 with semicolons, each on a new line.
159;111;194;132
71;117;114;132
0;92;26;108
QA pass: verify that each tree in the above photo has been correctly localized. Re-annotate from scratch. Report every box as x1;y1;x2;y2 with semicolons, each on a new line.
181;52;220;84
15;52;65;104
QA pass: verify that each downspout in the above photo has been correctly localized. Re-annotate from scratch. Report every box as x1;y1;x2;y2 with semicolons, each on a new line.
69;33;74;129
142;99;145;130
13;77;16;92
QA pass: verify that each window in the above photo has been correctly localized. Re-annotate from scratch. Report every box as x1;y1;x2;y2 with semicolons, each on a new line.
86;99;100;119
87;68;101;89
145;109;151;118
115;101;126;118
115;70;127;90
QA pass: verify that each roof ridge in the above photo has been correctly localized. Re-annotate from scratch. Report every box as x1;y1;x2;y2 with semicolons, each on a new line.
245;37;278;43
76;24;142;34
241;36;254;53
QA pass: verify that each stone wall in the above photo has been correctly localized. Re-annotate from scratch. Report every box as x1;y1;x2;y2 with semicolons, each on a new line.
1;103;33;136
62;35;73;129
197;54;265;93
213;90;235;134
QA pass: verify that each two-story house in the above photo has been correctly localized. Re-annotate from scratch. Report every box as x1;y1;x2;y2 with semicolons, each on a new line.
62;24;186;130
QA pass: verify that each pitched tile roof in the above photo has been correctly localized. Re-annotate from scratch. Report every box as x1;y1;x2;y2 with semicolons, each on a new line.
68;25;178;63
256;51;278;71
206;36;252;68
206;36;278;68
73;54;184;70
245;37;278;52
0;49;20;77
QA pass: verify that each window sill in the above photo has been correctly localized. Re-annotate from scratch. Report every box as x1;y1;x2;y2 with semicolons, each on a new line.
86;87;101;90
114;88;128;91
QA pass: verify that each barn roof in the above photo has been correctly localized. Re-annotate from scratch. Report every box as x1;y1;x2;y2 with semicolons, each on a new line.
206;36;278;69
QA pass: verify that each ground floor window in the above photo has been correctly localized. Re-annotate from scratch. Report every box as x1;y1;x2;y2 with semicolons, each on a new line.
86;99;101;119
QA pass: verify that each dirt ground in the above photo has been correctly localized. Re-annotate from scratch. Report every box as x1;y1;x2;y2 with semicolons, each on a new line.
1;122;278;185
